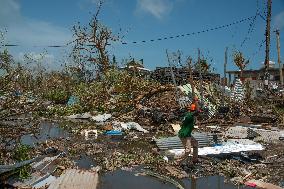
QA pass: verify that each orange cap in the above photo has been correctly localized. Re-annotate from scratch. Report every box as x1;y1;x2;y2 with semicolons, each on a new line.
188;103;196;111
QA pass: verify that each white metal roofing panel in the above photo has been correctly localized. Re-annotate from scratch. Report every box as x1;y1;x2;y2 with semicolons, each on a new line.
48;169;98;189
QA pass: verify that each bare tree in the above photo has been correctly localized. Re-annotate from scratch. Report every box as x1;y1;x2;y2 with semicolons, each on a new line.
233;51;249;78
71;0;120;75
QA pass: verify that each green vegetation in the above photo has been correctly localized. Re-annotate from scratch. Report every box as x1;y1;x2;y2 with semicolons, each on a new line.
13;144;32;179
44;89;70;104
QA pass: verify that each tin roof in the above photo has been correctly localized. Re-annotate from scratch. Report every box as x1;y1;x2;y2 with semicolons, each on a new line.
48;169;98;189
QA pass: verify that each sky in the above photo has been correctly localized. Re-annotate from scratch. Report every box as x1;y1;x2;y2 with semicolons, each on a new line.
1;0;284;75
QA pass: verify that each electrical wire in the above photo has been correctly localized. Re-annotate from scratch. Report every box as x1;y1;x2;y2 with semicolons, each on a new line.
121;15;255;45
1;15;255;48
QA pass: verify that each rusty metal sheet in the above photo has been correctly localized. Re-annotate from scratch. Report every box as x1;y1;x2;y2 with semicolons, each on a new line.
48;169;98;189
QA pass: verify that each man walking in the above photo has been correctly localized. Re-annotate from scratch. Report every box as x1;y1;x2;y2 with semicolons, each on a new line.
177;97;199;164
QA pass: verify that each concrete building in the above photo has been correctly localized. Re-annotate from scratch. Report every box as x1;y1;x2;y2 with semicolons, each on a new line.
226;61;284;85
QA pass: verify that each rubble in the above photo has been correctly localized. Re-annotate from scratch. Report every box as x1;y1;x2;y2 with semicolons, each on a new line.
0;60;284;188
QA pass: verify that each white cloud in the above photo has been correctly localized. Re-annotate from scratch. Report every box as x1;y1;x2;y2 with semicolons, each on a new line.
0;0;72;70
17;52;57;70
274;11;284;30
0;0;21;26
8;19;71;46
18;52;54;62
0;0;72;47
136;0;174;19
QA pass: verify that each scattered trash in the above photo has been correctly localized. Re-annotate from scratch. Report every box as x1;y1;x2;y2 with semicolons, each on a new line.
163;156;169;162
245;179;284;189
67;95;79;106
91;113;112;122
81;129;98;140
113;121;149;133
105;130;123;136
66;112;93;119
245;182;257;187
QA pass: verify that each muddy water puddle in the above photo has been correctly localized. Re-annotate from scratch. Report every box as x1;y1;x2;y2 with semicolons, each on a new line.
98;170;253;189
20;122;69;147
74;154;96;169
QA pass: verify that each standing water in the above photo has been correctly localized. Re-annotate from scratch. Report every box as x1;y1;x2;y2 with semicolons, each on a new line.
20;121;69;147
98;169;253;189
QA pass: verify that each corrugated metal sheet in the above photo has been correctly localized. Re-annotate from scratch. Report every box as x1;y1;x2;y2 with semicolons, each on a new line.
254;129;283;142
225;126;284;142
155;132;221;150
48;169;98;189
8;154;62;188
0;156;42;174
225;126;248;138
227;139;258;145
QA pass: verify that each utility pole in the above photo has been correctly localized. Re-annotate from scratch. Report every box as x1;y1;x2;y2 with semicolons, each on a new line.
276;29;284;87
198;48;203;106
166;50;179;101
187;57;195;100
223;47;228;105
264;0;272;88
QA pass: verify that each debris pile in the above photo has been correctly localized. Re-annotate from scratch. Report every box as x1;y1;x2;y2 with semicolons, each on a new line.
0;57;284;189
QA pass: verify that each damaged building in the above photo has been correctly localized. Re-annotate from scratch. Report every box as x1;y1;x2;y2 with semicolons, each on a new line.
151;67;220;85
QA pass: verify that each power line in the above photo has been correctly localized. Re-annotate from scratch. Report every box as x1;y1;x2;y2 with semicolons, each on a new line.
249;39;266;61
258;13;266;21
240;0;260;47
1;15;255;48
240;14;258;47
121;15;255;45
1;44;68;48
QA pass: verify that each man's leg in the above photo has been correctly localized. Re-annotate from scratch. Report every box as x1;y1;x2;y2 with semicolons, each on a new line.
191;137;198;163
179;137;191;163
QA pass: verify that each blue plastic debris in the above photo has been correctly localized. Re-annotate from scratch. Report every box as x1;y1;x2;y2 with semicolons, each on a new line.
213;144;222;147
105;130;123;136
67;96;79;106
14;90;22;97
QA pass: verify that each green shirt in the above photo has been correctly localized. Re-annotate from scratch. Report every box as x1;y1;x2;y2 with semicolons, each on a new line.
178;112;194;138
